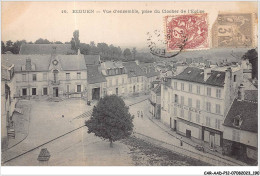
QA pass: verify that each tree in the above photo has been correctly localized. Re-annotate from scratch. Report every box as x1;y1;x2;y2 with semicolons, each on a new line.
73;30;80;49
242;49;258;79
35;38;51;44
123;48;133;61
79;43;91;55
85;95;134;148
1;41;5;54
6;40;13;47
132;47;137;60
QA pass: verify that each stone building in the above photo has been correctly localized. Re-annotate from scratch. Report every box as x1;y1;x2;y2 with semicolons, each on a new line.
2;53;87;100
149;83;161;119
223;88;258;163
1;60;17;149
160;66;243;151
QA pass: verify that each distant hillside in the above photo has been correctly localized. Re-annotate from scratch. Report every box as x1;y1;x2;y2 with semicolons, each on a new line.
155;48;254;64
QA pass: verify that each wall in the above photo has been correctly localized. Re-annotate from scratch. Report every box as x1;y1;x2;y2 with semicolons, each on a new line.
223;126;257;148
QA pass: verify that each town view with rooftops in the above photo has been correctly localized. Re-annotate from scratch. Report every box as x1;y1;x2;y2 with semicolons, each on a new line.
1;29;258;166
1;1;258;168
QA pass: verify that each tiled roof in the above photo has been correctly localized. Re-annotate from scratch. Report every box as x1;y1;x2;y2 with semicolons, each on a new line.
2;54;87;72
123;61;145;78
151;84;161;96
244;90;258;102
58;55;86;71
139;64;160;78
19;44;74;55
223;98;257;133
173;67;225;87
87;65;106;84
84;55;100;65
2;54;51;72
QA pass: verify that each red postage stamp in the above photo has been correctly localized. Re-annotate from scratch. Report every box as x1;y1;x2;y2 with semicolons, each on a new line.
165;14;209;51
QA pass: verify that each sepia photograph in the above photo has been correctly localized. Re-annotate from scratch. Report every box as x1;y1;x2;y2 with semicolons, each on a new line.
0;1;259;175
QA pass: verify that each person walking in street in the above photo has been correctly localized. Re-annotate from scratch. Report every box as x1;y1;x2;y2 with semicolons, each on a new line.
137;110;140;117
141;111;143;118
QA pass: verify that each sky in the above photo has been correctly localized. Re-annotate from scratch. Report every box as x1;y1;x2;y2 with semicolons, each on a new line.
1;1;258;49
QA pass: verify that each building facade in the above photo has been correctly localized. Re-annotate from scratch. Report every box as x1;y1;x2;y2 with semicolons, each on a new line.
1;60;17;149
161;66;243;151
149;84;161;119
2;54;87;100
223;88;258;163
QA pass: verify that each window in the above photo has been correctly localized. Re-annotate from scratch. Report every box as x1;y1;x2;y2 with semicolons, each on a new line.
233;119;240;127
206;102;211;112
174;94;178;103
181;83;184;91
77;72;81;79
174;107;177;116
66;85;70;93
32;88;36;95
22;74;26;82
32;74;37;81
174;82;177;89
234;75;237;82
43;88;48;95
216;89;221;98
181;96;184;105
196;100;200;109
188;98;192;107
189;84;192;92
22;88;27;96
180;109;184;117
206;117;211;126
207;87;211;97
66;73;70;80
196;85;200;94
215;119;221;129
43;73;47;81
196;114;200;123
188;112;192;121
216;104;221;114
77;85;81;92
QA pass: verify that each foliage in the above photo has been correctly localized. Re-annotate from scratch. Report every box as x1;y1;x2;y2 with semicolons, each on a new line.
123;48;133;61
1;41;5;54
54;41;63;44
85;95;134;147
242;49;258;79
1;40;27;54
35;38;51;44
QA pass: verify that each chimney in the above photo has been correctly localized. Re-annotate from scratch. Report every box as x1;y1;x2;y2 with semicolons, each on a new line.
25;58;32;71
238;84;245;101
204;67;211;81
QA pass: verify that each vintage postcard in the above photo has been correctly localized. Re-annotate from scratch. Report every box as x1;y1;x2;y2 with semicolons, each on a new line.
1;1;259;175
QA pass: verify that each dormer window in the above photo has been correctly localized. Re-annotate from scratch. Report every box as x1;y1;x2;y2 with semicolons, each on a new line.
233;115;242;127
